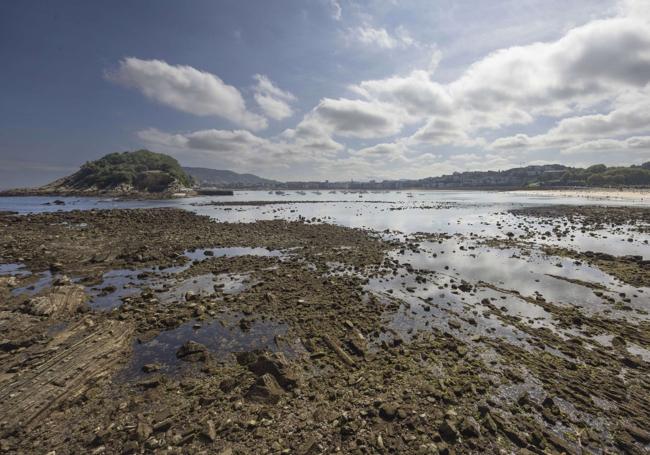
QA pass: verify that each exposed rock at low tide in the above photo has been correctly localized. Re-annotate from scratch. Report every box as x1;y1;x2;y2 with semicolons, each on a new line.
0;206;648;454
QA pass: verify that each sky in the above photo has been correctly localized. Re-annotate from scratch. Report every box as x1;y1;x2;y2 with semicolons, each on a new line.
1;0;650;187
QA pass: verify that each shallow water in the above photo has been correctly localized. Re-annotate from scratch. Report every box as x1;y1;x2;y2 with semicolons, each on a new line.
184;246;284;261
86;247;283;309
0;263;30;276
366;237;649;352
10;270;53;296
2;245;284;310
156;272;251;304
85;268;157;309
1;191;648;258
121;314;297;378
402;239;647;313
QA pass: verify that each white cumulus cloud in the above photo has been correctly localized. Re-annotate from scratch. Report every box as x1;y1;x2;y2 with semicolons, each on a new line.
108;57;267;130
348;25;419;50
132;0;650;179
328;0;342;20
253;74;296;121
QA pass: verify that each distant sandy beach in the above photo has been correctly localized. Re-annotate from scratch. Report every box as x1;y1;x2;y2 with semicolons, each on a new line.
509;188;650;203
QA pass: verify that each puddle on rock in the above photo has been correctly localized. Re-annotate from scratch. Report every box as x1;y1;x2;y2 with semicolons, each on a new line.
184;246;284;262
156;273;252;303
371;277;544;350
84;246;283;310
11;271;53;296
366;238;650;355
122;314;301;378
386;239;649;318
85;268;158;309
0;263;31;276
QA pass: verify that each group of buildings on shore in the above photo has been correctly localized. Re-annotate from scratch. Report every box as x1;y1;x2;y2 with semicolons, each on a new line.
247;164;570;190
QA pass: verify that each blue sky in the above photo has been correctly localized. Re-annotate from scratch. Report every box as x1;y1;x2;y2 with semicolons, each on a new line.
1;0;649;187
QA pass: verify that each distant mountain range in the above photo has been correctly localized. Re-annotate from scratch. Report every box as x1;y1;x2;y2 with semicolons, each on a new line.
183;167;278;188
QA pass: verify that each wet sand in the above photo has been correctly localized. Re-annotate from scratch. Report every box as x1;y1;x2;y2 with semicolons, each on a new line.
0;206;649;454
510;188;650;203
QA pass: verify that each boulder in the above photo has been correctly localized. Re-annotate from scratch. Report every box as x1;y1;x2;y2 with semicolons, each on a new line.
379;403;398;421
25;285;88;317
439;420;459;442
176;340;209;362
460;416;481;438
247;352;299;389
246;373;284;404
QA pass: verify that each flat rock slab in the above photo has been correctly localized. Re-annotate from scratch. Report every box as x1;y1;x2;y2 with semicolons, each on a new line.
0;317;133;436
26;284;88;318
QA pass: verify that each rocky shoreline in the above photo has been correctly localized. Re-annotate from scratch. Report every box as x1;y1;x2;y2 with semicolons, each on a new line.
0;207;649;454
0;188;187;200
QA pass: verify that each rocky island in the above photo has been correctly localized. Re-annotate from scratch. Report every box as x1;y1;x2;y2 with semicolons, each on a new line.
0;150;195;198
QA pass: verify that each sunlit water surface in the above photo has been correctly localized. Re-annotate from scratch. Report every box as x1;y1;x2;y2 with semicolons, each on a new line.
2;191;649;256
